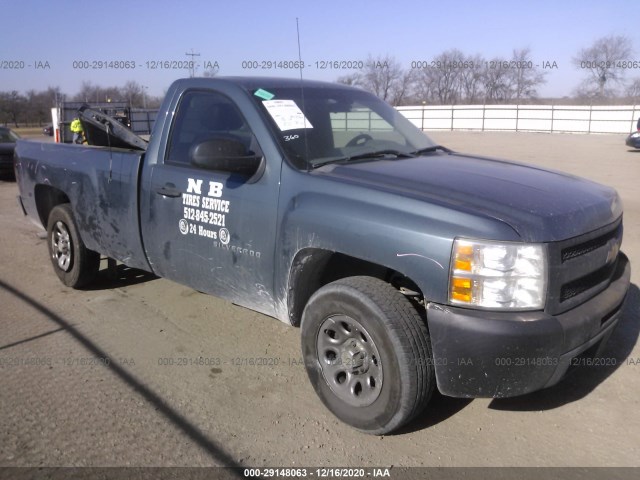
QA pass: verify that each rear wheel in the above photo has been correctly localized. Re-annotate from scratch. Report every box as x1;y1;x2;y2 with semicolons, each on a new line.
301;276;435;434
47;204;100;288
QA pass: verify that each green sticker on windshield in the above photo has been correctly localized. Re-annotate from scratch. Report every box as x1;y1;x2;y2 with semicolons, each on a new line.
254;88;275;100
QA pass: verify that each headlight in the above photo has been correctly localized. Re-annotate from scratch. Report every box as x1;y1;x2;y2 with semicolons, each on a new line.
449;238;547;310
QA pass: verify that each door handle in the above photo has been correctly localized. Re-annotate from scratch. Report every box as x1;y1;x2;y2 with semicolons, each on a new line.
156;183;182;197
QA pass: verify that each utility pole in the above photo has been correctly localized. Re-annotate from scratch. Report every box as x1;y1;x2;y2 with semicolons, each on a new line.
185;49;201;77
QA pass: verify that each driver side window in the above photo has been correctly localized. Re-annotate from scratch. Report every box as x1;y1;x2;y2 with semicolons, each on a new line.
166;90;260;166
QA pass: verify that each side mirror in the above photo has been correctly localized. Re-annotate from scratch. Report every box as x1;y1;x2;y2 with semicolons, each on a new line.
189;136;264;181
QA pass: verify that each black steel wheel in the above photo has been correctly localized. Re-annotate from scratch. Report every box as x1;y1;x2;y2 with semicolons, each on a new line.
301;276;435;434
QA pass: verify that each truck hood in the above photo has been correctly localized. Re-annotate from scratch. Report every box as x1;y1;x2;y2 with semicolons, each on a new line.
317;152;622;242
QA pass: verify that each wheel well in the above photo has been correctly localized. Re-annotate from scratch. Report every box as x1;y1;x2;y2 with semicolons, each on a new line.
34;185;70;228
287;249;423;327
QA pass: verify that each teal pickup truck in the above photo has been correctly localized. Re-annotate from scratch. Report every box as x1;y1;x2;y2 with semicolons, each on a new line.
15;77;631;434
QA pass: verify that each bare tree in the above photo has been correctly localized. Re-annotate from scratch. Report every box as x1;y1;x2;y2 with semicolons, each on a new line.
482;58;512;103
337;54;411;105
390;69;418;106
508;48;546;101
425;49;468;104
36;87;65;124
0;82;163;126
336;73;360;86
0;87;64;126
0;91;27;127
459;54;485;103
122;81;145;107
202;65;219;78
414;67;437;104
625;78;640;101
338;48;545;106
24;90;49;125
74;81;99;103
43;86;64;107
74;81;124;104
573;35;633;98
363;54;402;102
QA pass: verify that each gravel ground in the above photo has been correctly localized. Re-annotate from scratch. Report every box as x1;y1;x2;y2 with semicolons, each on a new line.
0;132;638;472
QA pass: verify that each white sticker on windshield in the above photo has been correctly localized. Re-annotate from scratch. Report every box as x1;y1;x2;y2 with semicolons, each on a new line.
262;99;313;131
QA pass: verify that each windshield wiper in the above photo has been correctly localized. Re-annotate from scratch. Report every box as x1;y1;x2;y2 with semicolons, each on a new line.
311;149;415;169
411;145;451;155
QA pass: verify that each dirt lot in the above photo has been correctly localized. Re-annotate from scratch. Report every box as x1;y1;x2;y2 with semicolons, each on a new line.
0;132;639;471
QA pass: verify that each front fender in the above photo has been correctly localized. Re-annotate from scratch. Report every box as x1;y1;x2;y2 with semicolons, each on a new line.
274;167;520;321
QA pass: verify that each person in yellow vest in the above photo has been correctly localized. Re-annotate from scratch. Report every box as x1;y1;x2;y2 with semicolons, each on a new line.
70;117;84;144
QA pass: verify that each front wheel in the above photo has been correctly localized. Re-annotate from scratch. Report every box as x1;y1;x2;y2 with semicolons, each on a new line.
47;204;100;288
301;276;435;434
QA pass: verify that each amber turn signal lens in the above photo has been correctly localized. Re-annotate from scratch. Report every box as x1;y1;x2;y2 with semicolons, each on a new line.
451;277;472;303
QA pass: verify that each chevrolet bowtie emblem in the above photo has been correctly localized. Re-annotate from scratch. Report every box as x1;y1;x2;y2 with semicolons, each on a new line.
606;240;620;265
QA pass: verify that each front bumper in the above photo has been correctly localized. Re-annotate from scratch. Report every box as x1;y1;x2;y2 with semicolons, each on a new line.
427;253;631;398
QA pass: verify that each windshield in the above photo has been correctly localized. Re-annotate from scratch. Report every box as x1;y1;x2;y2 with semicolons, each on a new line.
250;85;436;169
0;129;20;143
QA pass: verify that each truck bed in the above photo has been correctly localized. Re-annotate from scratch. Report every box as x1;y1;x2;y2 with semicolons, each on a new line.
15;141;150;272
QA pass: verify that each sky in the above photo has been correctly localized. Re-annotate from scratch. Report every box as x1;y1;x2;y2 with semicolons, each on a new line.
0;0;637;100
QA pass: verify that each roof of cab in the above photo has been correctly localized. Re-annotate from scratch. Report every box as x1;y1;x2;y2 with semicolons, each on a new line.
170;76;362;92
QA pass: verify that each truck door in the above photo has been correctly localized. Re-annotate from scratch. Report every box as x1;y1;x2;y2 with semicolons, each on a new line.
141;89;281;317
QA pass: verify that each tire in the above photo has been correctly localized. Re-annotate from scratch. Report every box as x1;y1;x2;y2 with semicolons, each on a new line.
47;204;100;288
301;276;435;435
